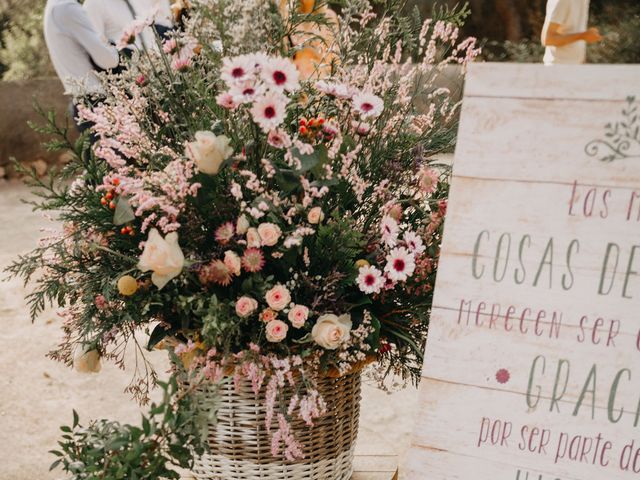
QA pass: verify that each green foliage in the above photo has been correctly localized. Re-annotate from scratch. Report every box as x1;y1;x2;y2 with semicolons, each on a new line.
50;378;206;480
0;0;54;80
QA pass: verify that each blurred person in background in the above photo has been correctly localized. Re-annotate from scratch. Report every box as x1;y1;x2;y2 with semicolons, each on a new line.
83;0;173;51
541;0;602;65
44;0;121;134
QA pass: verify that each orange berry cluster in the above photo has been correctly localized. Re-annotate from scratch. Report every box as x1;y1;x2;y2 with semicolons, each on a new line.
100;190;117;210
298;117;326;139
120;225;136;236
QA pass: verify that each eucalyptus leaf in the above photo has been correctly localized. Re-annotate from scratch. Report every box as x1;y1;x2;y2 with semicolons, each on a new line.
113;196;135;226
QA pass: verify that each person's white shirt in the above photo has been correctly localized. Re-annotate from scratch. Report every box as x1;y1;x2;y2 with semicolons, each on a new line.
83;0;172;51
542;0;590;65
44;0;119;95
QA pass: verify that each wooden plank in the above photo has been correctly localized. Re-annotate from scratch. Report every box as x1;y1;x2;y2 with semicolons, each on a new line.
404;64;640;480
464;63;640;101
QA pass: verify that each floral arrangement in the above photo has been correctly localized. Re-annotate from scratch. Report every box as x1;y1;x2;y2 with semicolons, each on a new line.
9;0;478;476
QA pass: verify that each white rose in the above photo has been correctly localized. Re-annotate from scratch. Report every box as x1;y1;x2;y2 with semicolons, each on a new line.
307;207;325;225
265;319;289;342
236;215;250;235
311;314;352;350
186;131;234;175
73;348;101;373
246;228;262;248
224;250;242;276
258;222;282;247
265;284;291;311
236;296;258;318
138;228;185;289
288;304;309;328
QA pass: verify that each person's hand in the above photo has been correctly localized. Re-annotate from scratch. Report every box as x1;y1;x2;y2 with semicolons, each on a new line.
582;27;603;44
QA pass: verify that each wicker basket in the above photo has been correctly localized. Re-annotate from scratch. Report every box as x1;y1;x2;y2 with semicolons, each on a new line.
192;372;362;480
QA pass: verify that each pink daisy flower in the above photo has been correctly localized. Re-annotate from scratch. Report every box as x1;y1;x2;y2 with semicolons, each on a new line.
404;231;426;255
221;54;256;85
163;38;179;54
242;248;265;273
250;92;288;133
215;222;235;244
352;91;384;119
385;247;416;282
267;129;292;149
216;92;237;110
357;265;384;294
351;120;371;136
418;167;439;194
171;57;192;72
380;215;399;247
198;260;232;286
261;57;300;92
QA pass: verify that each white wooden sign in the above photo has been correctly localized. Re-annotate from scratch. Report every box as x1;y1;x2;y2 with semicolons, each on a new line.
404;63;640;480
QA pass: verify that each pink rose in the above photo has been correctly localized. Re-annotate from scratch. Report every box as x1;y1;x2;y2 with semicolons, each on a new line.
246;228;262;248
265;284;291;311
236;296;258;318
224;250;241;276
260;308;278;323
288;304;309;328
265;319;289;342
257;222;282;247
307;207;325;225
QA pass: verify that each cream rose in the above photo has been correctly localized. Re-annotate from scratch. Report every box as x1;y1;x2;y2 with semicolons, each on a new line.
288;304;309;328
236;215;250;235
186;131;234;175
311;314;352;350
236;296;258;318
265;284;291;311
307;207;325;225
73;347;102;373
138;228;185;289
224;250;241;276
246;228;262;248
257;222;282;247
265;319;289;342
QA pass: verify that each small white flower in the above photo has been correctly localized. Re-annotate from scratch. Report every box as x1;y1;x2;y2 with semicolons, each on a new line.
404;231;426;255
380;215;399;247
352;91;384;119
385;247;416;282
356;265;384;294
261;57;300;92
250;92;288;133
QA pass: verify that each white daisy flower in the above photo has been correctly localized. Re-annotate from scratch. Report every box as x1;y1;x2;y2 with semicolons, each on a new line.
404;231;426;255
352;91;384;119
380;215;399;247
315;80;354;99
261;57;300;92
250;92;288;132
221;54;256;86
357;265;384;294
229;80;265;104
385;247;416;282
